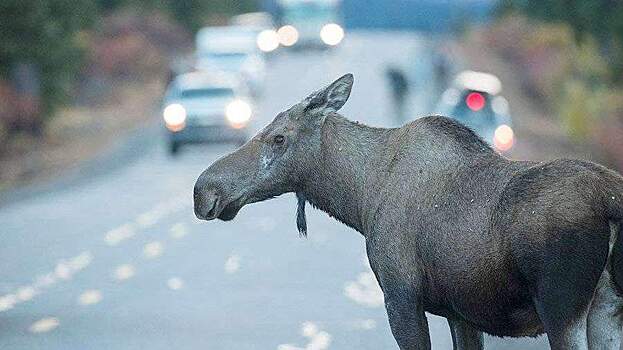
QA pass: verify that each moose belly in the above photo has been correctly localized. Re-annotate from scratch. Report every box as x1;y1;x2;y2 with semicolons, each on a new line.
425;299;543;337
463;303;543;337
424;266;545;338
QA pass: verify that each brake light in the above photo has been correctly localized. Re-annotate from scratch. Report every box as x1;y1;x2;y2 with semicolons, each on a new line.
466;92;485;111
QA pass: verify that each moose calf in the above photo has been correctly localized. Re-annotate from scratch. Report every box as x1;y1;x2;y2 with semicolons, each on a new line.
194;74;623;349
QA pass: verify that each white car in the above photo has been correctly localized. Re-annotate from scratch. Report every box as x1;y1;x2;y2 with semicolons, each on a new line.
277;0;345;48
435;71;514;152
162;72;253;154
195;26;266;96
230;12;275;31
230;12;280;54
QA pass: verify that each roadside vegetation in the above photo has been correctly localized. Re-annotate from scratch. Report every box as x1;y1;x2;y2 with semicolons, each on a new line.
0;0;255;188
485;0;623;169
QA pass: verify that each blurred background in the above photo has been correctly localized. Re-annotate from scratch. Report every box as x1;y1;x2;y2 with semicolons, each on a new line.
0;0;622;349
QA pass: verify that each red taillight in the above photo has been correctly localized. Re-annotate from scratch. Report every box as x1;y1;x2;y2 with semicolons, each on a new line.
466;92;485;111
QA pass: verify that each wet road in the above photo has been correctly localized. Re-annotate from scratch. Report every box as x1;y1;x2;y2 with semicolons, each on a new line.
0;32;548;349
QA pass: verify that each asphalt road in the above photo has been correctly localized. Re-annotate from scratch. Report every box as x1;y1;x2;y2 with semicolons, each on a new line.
0;32;549;349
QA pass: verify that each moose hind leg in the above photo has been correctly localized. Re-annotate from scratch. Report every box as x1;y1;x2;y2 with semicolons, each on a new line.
588;271;623;348
534;228;606;349
448;319;483;350
536;303;589;350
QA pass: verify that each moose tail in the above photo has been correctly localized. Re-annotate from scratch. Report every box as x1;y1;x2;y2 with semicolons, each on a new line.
605;170;623;293
609;221;623;293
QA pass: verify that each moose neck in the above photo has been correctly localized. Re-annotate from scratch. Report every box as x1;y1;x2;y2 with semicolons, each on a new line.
300;114;391;235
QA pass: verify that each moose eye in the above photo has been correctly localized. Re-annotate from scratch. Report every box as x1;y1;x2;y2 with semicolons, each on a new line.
273;134;285;145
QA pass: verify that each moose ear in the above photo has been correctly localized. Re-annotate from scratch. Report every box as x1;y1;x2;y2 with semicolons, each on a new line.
304;73;354;114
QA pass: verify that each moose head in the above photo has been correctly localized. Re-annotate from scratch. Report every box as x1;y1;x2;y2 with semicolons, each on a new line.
193;73;354;235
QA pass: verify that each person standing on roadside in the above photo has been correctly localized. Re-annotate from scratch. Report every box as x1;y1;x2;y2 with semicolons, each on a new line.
385;65;409;122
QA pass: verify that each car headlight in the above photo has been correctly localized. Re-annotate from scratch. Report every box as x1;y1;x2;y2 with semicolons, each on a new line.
257;29;279;52
225;100;252;129
493;124;514;151
320;23;344;46
163;104;186;132
278;25;299;47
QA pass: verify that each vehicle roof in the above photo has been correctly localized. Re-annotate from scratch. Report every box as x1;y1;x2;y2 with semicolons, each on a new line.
196;25;258;54
454;70;502;95
229;12;274;29
171;71;238;91
196;25;258;40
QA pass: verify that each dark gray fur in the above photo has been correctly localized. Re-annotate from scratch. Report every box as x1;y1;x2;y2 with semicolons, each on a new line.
194;74;623;349
296;191;307;236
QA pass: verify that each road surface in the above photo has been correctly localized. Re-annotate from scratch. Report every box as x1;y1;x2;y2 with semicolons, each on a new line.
0;32;549;349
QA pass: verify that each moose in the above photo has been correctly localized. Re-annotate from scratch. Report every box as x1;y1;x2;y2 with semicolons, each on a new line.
194;74;623;349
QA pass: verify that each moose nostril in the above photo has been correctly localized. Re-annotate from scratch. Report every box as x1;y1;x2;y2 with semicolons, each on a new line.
205;195;219;218
194;190;220;220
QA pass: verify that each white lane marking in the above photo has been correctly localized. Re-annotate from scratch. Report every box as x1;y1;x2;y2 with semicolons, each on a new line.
136;211;160;229
277;345;302;350
278;321;332;350
78;290;102;306
29;317;60;333
170;222;188;239
33;273;56;289
113;264;135;281
224;254;241;274
16;286;37;302
105;224;136;246
4;197;188;316
143;241;164;259
68;252;93;270
0;251;92;313
343;271;384;308
301;321;319;337
105;195;188;246
307;330;331;350
54;262;71;280
0;294;17;312
167;277;184;290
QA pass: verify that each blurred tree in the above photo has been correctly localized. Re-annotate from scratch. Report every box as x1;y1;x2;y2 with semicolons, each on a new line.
167;0;257;32
0;0;258;134
500;0;623;82
97;0;126;11
0;0;97;132
96;0;258;33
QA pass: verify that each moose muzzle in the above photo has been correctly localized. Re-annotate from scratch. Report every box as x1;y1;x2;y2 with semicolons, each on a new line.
193;145;260;221
193;185;221;220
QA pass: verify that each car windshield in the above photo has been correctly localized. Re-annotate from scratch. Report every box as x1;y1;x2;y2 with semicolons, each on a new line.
180;87;234;99
284;3;334;23
200;52;248;71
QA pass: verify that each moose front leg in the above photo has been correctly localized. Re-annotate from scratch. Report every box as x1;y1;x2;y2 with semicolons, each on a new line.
448;319;484;350
384;291;431;350
366;237;430;349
